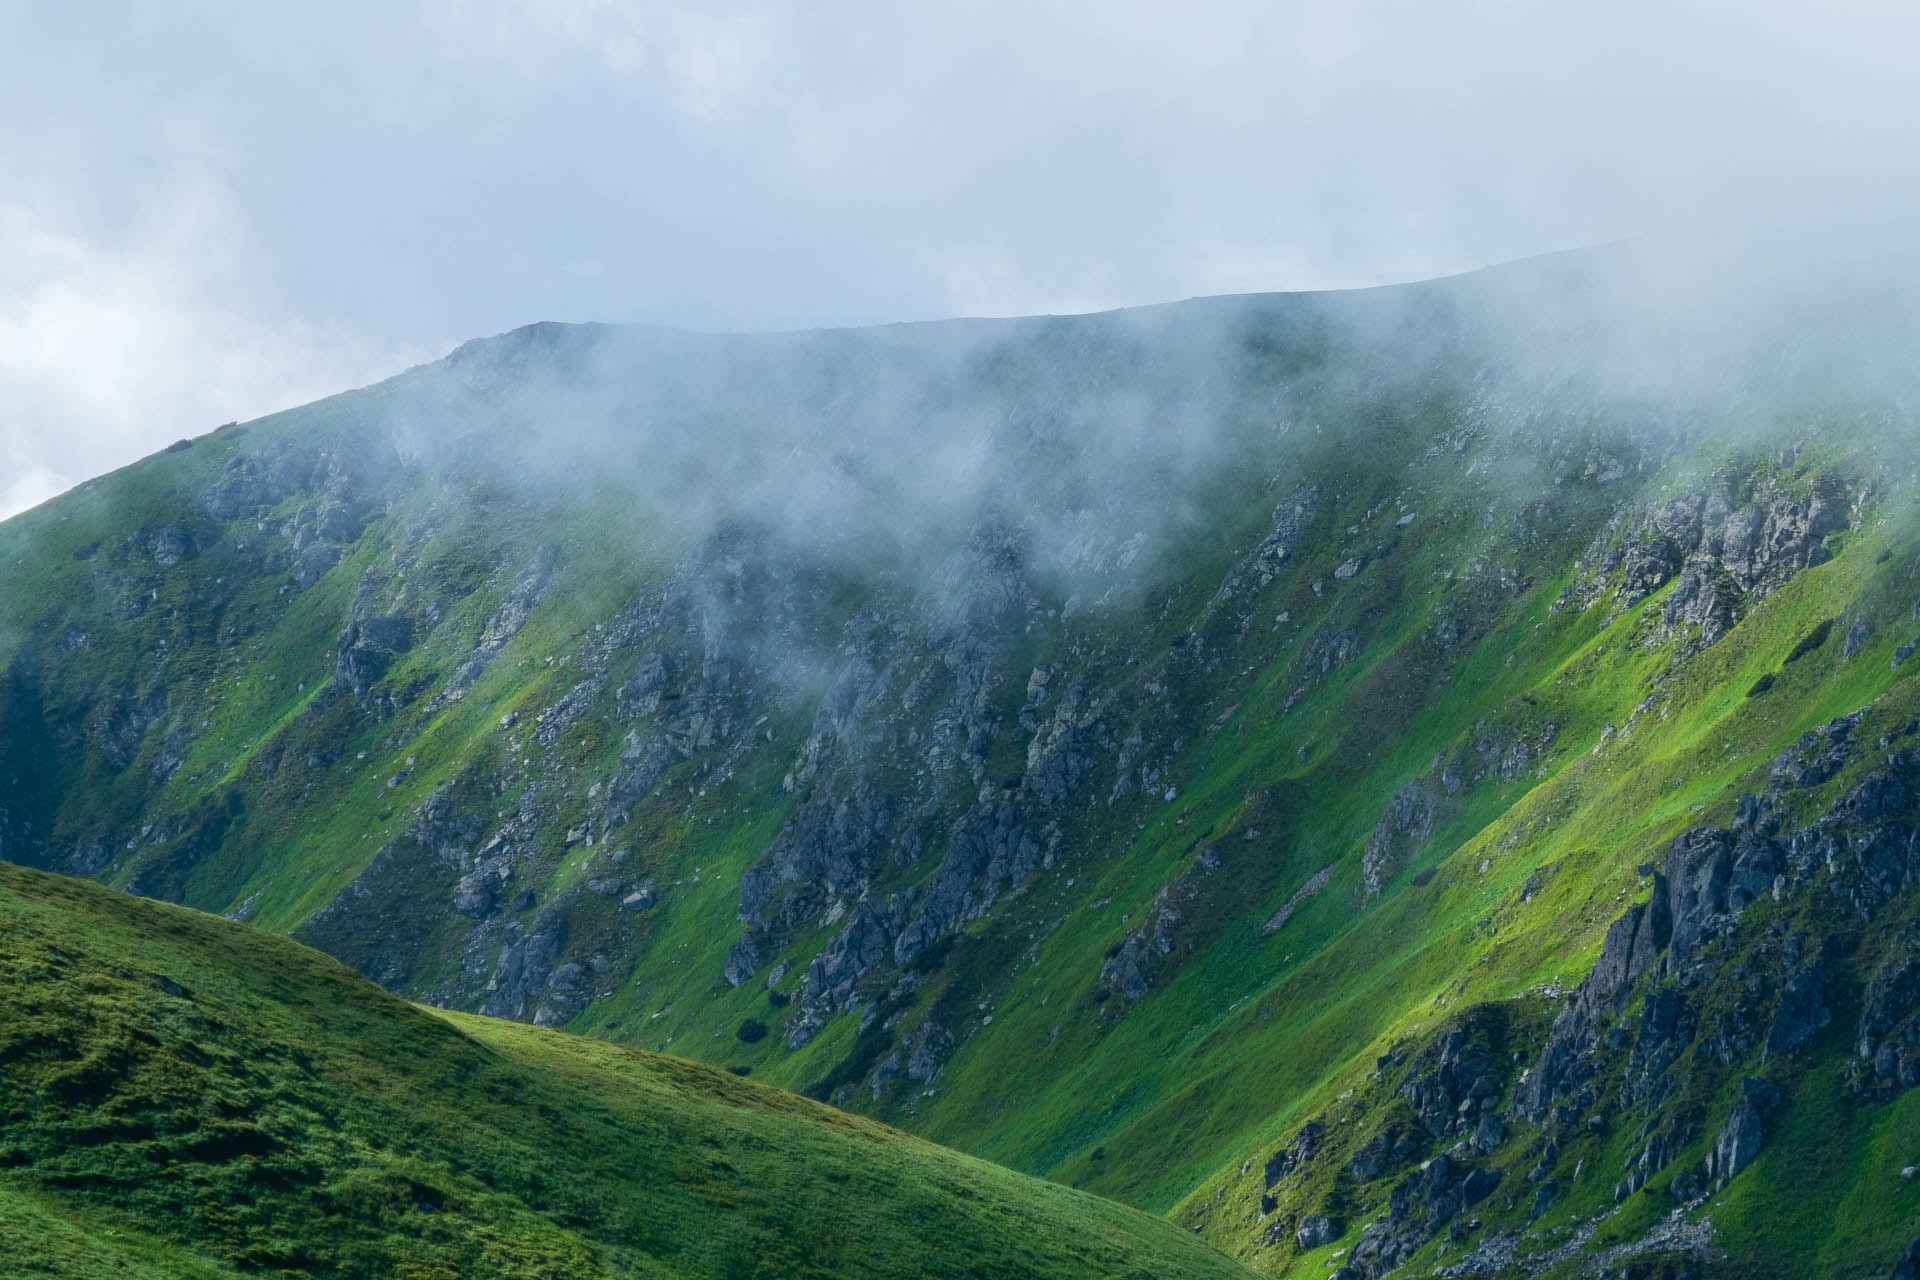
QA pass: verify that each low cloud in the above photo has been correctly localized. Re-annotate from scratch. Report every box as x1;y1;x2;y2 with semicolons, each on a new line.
7;1;1920;514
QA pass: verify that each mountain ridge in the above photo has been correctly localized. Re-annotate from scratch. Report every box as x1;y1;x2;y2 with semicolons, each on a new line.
7;244;1920;1275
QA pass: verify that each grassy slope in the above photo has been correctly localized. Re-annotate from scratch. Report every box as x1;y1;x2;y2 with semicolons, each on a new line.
0;859;1251;1280
5;289;1920;1278
1152;463;1920;1273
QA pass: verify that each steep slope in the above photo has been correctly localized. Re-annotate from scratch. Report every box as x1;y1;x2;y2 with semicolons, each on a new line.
7;242;1920;1276
0;858;1250;1279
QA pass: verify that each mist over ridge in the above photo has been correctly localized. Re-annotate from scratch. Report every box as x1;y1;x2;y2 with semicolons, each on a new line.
275;234;1920;611
11;230;1920;1279
18;2;1920;1272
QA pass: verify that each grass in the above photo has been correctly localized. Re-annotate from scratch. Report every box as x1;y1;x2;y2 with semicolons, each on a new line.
0;858;1251;1280
5;275;1920;1278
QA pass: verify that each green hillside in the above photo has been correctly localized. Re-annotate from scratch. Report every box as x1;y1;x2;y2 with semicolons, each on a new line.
0;858;1250;1279
7;246;1920;1276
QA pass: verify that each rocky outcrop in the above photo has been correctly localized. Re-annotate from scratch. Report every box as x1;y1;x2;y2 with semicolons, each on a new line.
1498;706;1920;1236
1099;844;1238;1000
1515;711;1873;1124
1856;954;1920;1091
1263;862;1337;933
1705;1076;1778;1188
1264;1121;1323;1190
203;449;307;520
1765;962;1832;1059
1363;779;1438;897
1400;1004;1511;1139
483;909;569;1021
1345;1123;1426;1182
1240;487;1321;591
1345;1150;1503;1278
79;684;169;771
333;572;416;709
335;614;414;706
905;1020;955;1084
1515;885;1670;1121
1769;712;1860;791
432;545;559;707
1296;1213;1342;1249
133;525;198;567
720;519;1144;1046
1557;467;1848;646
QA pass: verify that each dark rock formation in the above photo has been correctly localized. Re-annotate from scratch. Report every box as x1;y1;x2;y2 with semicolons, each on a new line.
1296;1214;1341;1249
1558;468;1847;647
1345;1123;1424;1182
1345;1151;1503;1278
1857;955;1920;1090
1401;1003;1510;1138
1705;1077;1779;1187
1765;962;1832;1059
1264;1122;1323;1190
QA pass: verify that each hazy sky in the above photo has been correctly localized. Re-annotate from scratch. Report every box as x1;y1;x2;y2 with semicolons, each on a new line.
4;1;1918;516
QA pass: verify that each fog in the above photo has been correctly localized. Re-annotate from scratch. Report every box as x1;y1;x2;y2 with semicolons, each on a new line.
321;227;1915;643
6;3;1920;517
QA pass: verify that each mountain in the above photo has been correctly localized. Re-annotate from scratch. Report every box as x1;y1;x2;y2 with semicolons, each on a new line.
6;241;1920;1277
0;857;1250;1278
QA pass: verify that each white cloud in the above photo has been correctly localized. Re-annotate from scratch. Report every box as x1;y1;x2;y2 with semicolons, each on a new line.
429;0;774;118
7;0;1920;506
0;157;420;518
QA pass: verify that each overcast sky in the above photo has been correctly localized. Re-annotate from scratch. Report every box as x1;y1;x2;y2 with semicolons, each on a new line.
3;1;1918;517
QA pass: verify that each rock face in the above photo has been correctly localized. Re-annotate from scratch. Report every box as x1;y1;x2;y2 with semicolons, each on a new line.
905;1021;954;1084
1344;1124;1424;1182
1857;957;1920;1089
1706;1077;1779;1187
1401;1004;1510;1138
1766;963;1833;1059
1296;1213;1341;1249
1265;1122;1323;1190
1345;1151;1504;1278
1514;713;1874;1127
1489;713;1920;1238
1190;695;1913;1270
1515;883;1670;1121
335;581;416;708
483;910;568;1021
1558;468;1847;646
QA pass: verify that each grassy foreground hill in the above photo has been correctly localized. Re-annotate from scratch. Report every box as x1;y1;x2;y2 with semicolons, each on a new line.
10;243;1920;1276
0;857;1250;1279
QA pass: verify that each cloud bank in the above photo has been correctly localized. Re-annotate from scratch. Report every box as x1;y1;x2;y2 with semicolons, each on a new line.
5;1;1920;515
